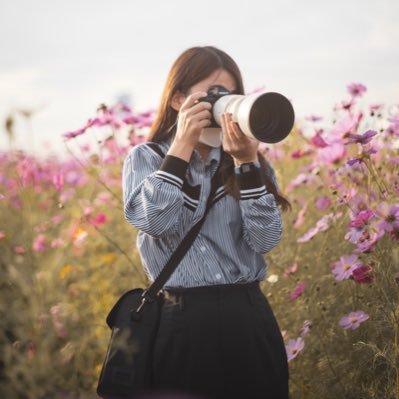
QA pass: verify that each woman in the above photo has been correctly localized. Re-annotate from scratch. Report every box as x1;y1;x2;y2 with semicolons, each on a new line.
122;46;291;399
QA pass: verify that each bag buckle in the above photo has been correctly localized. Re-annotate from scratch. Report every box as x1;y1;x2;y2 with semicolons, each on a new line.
135;290;153;313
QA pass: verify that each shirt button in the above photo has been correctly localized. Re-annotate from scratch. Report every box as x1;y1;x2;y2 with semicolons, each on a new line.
215;274;222;280
200;246;206;252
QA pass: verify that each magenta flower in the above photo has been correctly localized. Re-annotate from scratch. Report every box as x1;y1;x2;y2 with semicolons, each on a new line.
345;130;377;145
352;264;374;284
347;83;367;97
62;127;86;140
52;173;64;192
339;311;369;330
315;196;332;211
32;234;47;252
310;132;328;148
354;230;385;254
285;337;305;361
331;254;361;281
374;202;399;233
345;210;375;244
348;210;375;228
88;212;109;226
289;282;305;301
291;149;312;159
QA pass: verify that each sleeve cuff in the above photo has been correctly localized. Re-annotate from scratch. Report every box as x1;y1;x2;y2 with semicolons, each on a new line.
155;155;188;189
237;169;267;200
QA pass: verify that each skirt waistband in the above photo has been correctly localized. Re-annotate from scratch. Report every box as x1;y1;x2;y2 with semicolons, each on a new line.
163;280;260;295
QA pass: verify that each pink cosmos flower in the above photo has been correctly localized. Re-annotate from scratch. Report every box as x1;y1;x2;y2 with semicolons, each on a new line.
52;173;64;192
331;254;361;281
374;202;399;233
291;149;313;159
385;123;399;137
297;212;343;243
283;263;298;278
326;114;362;144
336;188;358;207
315;196;332;211
289;282;305;301
0;231;5;239
349;210;375;228
305;115;323;122
345;209;375;243
345;130;377;145
353;230;385;254
59;189;75;203
62;127;86;140
346;148;377;166
339;311;369;330
317;142;346;164
352;264;374;284
335;97;355;112
285;337;305;361
286;173;316;191
347;83;367;97
299;320;312;337
128;129;148;146
294;205;307;229
14;246;25;254
88;212;108;226
32;234;47;252
310;132;328;148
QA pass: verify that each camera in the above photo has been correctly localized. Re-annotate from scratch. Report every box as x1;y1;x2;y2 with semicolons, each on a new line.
199;85;295;143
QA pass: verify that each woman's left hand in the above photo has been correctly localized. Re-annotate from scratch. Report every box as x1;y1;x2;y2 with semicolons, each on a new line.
221;112;259;165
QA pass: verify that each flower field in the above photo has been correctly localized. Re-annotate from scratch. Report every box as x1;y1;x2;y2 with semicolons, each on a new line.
1;84;398;398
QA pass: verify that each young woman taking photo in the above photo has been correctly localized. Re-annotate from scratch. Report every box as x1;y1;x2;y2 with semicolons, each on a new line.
122;45;291;399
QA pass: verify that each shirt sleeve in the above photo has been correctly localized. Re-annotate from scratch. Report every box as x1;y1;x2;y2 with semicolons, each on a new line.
122;143;189;238
237;164;283;254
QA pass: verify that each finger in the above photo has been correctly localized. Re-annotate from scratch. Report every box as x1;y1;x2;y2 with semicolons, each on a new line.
221;113;234;147
227;114;242;141
192;109;212;121
180;91;208;111
186;101;212;115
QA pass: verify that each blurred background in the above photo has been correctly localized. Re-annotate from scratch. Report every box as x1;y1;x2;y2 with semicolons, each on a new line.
0;0;398;158
1;2;399;398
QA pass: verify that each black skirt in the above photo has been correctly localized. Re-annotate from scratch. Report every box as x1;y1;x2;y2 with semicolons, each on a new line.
150;281;289;399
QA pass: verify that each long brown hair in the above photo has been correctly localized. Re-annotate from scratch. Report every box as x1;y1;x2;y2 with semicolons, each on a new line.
148;46;291;211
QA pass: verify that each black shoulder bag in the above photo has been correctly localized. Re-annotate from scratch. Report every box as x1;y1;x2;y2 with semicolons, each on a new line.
97;150;222;398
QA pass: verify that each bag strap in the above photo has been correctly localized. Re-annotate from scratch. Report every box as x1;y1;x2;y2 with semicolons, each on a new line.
140;147;223;307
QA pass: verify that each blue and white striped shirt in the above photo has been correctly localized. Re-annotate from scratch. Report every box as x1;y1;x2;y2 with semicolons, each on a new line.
122;141;282;289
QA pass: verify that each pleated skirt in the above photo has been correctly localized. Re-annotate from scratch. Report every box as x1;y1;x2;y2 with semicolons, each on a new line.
148;281;289;399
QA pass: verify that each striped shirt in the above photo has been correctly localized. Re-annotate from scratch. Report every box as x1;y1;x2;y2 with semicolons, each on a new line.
122;141;282;289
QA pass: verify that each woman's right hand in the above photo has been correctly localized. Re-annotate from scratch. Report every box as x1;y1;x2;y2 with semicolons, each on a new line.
169;92;212;161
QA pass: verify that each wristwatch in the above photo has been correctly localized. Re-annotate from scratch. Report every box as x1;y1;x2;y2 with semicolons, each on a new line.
234;162;261;174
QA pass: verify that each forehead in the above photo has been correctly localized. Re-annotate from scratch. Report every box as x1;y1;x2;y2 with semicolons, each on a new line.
188;69;236;93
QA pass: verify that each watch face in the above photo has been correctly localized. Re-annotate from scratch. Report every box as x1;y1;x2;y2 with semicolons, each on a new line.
241;164;252;173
